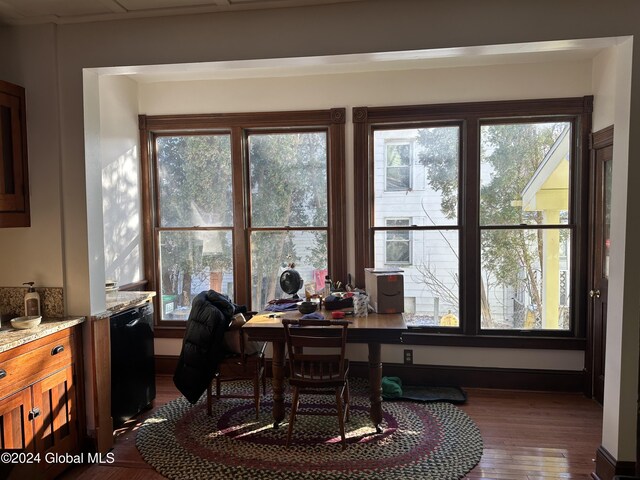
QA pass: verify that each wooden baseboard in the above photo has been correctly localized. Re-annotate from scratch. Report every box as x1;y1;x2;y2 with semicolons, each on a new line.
592;445;636;480
156;355;583;391
358;362;585;391
156;355;179;375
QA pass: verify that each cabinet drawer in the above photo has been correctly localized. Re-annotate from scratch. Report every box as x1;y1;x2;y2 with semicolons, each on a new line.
0;334;73;397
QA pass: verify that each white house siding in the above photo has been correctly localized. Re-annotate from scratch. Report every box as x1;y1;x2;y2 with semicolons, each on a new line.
373;129;460;323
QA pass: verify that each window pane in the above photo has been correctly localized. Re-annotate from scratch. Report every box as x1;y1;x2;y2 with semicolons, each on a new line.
385;219;411;264
251;230;327;310
386;237;410;263
386;166;411;191
249;132;327;227
374;127;459;226
481;228;571;330
386;143;411;190
374;229;459;327
159;230;234;321
480;122;571;226
156;135;232;227
387;144;411;167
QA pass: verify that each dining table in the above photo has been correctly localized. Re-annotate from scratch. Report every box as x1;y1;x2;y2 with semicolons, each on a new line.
242;310;407;432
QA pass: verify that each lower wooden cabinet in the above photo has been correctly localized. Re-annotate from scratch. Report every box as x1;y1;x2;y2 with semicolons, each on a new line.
0;326;84;479
0;386;33;449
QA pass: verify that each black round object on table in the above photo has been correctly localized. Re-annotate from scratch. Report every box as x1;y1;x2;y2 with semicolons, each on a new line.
280;268;303;298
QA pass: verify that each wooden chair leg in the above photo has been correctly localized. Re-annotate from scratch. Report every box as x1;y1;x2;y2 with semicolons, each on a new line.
344;379;350;422
336;388;346;450
286;387;300;447
253;372;260;419
216;375;221;398
206;382;212;416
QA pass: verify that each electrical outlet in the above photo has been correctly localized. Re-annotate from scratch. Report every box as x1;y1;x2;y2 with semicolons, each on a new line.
404;349;413;365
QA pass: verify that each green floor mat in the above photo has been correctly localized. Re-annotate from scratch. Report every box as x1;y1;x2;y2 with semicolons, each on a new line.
399;385;467;404
382;376;467;404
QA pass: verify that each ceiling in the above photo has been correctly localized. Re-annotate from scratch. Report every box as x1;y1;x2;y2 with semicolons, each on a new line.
0;0;363;25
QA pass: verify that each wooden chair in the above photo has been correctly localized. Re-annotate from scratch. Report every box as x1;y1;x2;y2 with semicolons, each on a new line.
282;318;350;450
207;314;267;419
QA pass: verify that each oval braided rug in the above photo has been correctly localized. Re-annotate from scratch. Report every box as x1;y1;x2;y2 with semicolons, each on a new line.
136;381;482;480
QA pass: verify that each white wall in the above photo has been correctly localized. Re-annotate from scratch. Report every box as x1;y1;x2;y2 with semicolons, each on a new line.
0;24;64;289
592;46;618;132
100;76;142;287
600;38;637;462
139;61;593;114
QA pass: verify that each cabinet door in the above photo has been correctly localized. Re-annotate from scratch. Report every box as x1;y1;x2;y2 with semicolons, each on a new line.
0;80;30;227
0;387;34;450
32;365;77;456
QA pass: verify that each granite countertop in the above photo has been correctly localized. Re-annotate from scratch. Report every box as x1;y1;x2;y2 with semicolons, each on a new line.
106;290;156;314
0;316;86;353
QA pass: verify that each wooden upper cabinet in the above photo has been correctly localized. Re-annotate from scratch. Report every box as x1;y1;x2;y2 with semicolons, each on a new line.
0;79;30;227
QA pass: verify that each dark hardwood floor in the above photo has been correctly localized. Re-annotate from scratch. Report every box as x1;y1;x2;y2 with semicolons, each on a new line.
60;375;603;480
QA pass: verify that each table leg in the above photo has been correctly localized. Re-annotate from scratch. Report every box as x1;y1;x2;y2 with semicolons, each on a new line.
271;340;286;428
368;342;383;433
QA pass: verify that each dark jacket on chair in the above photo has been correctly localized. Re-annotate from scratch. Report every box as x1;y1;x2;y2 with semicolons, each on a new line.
173;290;247;404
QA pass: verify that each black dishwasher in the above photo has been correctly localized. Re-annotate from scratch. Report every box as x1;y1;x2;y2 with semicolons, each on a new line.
110;302;156;428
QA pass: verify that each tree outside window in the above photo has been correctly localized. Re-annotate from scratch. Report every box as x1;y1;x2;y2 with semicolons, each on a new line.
140;109;346;327
155;134;234;320
416;122;572;330
248;132;329;309
355;98;591;338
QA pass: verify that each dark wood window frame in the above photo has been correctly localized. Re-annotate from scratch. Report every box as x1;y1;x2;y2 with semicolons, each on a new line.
139;108;347;337
353;97;592;350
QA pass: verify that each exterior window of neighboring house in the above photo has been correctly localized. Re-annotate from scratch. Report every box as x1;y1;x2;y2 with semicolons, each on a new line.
385;218;412;264
353;97;591;344
139;110;346;332
385;142;412;191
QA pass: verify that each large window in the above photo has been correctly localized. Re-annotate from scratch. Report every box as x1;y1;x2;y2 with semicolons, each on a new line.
155;134;234;320
374;125;461;328
248;132;330;309
480;122;572;331
354;98;591;342
140;109;346;332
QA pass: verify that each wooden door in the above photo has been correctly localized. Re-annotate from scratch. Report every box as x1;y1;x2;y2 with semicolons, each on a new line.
589;126;613;405
0;387;34;450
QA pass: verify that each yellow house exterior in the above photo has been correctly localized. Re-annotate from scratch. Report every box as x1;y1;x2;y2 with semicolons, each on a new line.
521;128;570;330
